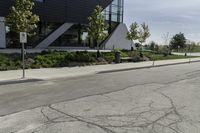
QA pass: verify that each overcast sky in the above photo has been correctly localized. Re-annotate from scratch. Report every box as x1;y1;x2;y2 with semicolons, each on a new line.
124;0;200;44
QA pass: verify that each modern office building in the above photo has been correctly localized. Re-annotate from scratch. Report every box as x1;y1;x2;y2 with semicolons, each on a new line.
0;0;132;50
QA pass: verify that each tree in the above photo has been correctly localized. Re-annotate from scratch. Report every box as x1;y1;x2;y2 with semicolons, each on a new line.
138;23;150;57
160;45;170;56
135;43;141;49
149;41;156;51
6;0;40;36
154;44;159;53
138;23;151;45
87;5;108;58
170;33;186;52
162;32;170;46
127;22;139;51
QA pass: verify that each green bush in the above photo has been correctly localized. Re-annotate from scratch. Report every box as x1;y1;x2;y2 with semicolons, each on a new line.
102;52;115;63
0;54;21;70
34;52;69;68
0;50;195;71
69;51;96;62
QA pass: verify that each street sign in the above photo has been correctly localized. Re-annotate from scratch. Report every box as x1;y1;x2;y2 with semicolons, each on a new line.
19;32;27;79
20;32;27;43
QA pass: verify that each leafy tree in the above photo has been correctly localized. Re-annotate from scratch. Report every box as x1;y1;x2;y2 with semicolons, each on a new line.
138;23;150;57
160;45;170;56
138;23;151;45
87;5;108;58
127;22;139;51
6;0;40;35
149;41;160;53
135;43;141;49
170;33;186;52
154;44;159;53
149;41;156;51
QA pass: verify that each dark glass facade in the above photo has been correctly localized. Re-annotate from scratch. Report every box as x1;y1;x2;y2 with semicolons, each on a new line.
103;0;124;23
6;22;61;48
3;0;124;48
50;0;124;48
50;24;90;48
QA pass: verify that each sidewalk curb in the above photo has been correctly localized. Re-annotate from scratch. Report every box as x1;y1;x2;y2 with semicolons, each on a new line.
0;78;43;86
1;59;200;83
98;60;200;74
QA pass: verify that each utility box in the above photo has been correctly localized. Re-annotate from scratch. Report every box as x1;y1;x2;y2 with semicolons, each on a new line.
0;17;6;49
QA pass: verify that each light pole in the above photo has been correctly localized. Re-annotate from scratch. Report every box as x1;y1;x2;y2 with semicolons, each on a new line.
152;55;155;67
152;45;156;67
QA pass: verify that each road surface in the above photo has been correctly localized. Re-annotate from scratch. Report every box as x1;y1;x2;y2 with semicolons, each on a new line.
0;63;200;132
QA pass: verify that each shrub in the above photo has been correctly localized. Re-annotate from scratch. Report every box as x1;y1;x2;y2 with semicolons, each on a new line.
69;51;96;62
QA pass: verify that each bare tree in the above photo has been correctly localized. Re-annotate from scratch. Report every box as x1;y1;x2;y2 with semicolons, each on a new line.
162;32;170;46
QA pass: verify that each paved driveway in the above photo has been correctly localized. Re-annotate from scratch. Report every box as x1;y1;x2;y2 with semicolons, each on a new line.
0;63;200;132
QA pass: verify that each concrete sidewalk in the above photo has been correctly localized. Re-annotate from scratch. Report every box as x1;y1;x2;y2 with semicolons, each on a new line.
0;57;200;82
173;52;200;56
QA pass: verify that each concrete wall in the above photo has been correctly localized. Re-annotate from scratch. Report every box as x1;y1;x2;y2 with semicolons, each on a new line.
104;23;134;50
0;17;6;49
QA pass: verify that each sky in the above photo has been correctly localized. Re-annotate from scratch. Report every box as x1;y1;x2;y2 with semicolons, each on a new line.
124;0;200;44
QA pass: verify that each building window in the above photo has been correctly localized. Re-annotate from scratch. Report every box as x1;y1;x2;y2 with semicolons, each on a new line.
103;0;124;23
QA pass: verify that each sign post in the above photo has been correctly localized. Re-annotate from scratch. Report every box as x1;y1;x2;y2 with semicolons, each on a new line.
189;45;191;64
20;32;27;79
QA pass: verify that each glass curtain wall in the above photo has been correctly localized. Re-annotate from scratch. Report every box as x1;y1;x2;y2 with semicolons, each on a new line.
6;0;124;48
6;22;61;48
50;24;90;48
103;0;124;34
50;0;124;48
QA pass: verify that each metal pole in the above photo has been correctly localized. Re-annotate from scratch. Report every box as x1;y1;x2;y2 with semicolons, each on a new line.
153;60;155;67
189;45;191;64
22;43;25;78
152;46;155;67
189;49;191;64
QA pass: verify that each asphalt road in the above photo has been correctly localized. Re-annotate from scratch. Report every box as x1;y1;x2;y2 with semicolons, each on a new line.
1;63;200;132
0;62;200;117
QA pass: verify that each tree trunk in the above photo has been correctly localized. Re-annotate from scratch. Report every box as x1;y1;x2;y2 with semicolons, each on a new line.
97;43;100;58
131;41;134;51
95;40;100;58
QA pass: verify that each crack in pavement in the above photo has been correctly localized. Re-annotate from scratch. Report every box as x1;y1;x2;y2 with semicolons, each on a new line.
0;74;196;118
48;105;117;133
1;76;200;133
34;92;192;133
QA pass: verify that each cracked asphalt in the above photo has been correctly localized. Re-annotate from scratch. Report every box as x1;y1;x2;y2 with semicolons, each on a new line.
0;63;200;132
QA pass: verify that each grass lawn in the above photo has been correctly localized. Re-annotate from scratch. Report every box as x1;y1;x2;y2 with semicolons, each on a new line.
145;53;197;61
122;51;199;61
176;45;200;53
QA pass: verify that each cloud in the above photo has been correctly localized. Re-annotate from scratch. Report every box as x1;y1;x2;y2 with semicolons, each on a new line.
124;0;200;43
